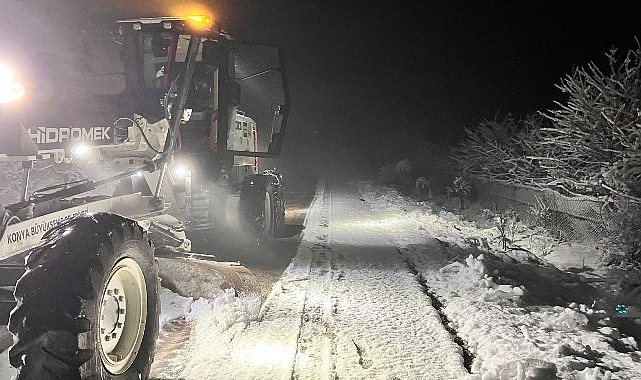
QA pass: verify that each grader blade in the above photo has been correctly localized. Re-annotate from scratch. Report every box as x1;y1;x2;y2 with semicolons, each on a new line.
157;257;261;300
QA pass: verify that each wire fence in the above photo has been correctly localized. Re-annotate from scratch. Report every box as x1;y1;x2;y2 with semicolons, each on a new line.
469;177;607;242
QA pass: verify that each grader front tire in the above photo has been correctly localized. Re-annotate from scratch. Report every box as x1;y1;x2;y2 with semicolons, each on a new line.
8;213;159;380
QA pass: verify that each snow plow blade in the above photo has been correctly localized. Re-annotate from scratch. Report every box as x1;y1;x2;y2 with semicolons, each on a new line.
156;256;261;300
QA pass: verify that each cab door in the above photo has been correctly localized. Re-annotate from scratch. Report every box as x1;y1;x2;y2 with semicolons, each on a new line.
217;42;290;158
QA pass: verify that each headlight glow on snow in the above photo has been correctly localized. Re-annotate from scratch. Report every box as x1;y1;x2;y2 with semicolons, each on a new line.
0;64;26;103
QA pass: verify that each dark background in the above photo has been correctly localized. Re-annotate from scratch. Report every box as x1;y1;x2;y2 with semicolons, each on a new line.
3;1;640;173
242;2;638;128
216;1;640;171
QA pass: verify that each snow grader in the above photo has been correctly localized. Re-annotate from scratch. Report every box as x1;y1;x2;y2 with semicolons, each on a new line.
0;15;289;379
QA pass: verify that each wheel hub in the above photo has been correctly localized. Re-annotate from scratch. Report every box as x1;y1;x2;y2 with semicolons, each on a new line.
101;293;123;335
98;257;147;375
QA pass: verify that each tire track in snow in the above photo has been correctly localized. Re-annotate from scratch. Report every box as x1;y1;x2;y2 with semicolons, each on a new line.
403;255;475;371
291;179;468;379
293;180;338;379
358;181;476;372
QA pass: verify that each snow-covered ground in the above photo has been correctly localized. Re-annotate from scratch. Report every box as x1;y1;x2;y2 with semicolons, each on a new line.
2;177;640;379
147;177;641;379
359;181;641;379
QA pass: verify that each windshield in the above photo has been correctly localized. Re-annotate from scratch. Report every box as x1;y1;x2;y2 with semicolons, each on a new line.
126;32;208;90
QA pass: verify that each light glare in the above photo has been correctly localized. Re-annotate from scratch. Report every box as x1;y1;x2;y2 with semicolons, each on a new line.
71;143;90;156
172;163;190;178
0;64;25;103
186;15;213;29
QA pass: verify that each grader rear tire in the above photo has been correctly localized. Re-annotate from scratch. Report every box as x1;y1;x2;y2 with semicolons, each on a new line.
240;173;285;244
8;213;159;380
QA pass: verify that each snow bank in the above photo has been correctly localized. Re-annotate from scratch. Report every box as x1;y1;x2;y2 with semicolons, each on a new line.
359;180;641;380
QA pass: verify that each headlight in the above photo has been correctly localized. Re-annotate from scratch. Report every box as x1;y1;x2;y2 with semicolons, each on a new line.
70;142;91;157
0;64;25;103
172;163;191;179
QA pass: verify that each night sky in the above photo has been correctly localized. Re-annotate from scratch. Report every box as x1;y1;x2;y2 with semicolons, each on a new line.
216;1;639;153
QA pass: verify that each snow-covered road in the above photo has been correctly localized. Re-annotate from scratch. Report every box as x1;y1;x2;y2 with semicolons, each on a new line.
148;177;641;380
289;180;467;379
149;178;467;379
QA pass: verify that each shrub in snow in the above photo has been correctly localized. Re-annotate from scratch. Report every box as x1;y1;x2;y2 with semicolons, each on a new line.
454;43;641;198
454;42;641;264
493;209;519;251
528;196;554;230
394;158;412;176
452;113;549;186
376;159;414;188
539;43;641;258
454;44;641;198
414;176;432;199
446;176;471;211
394;158;413;187
544;45;641;197
602;196;641;262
